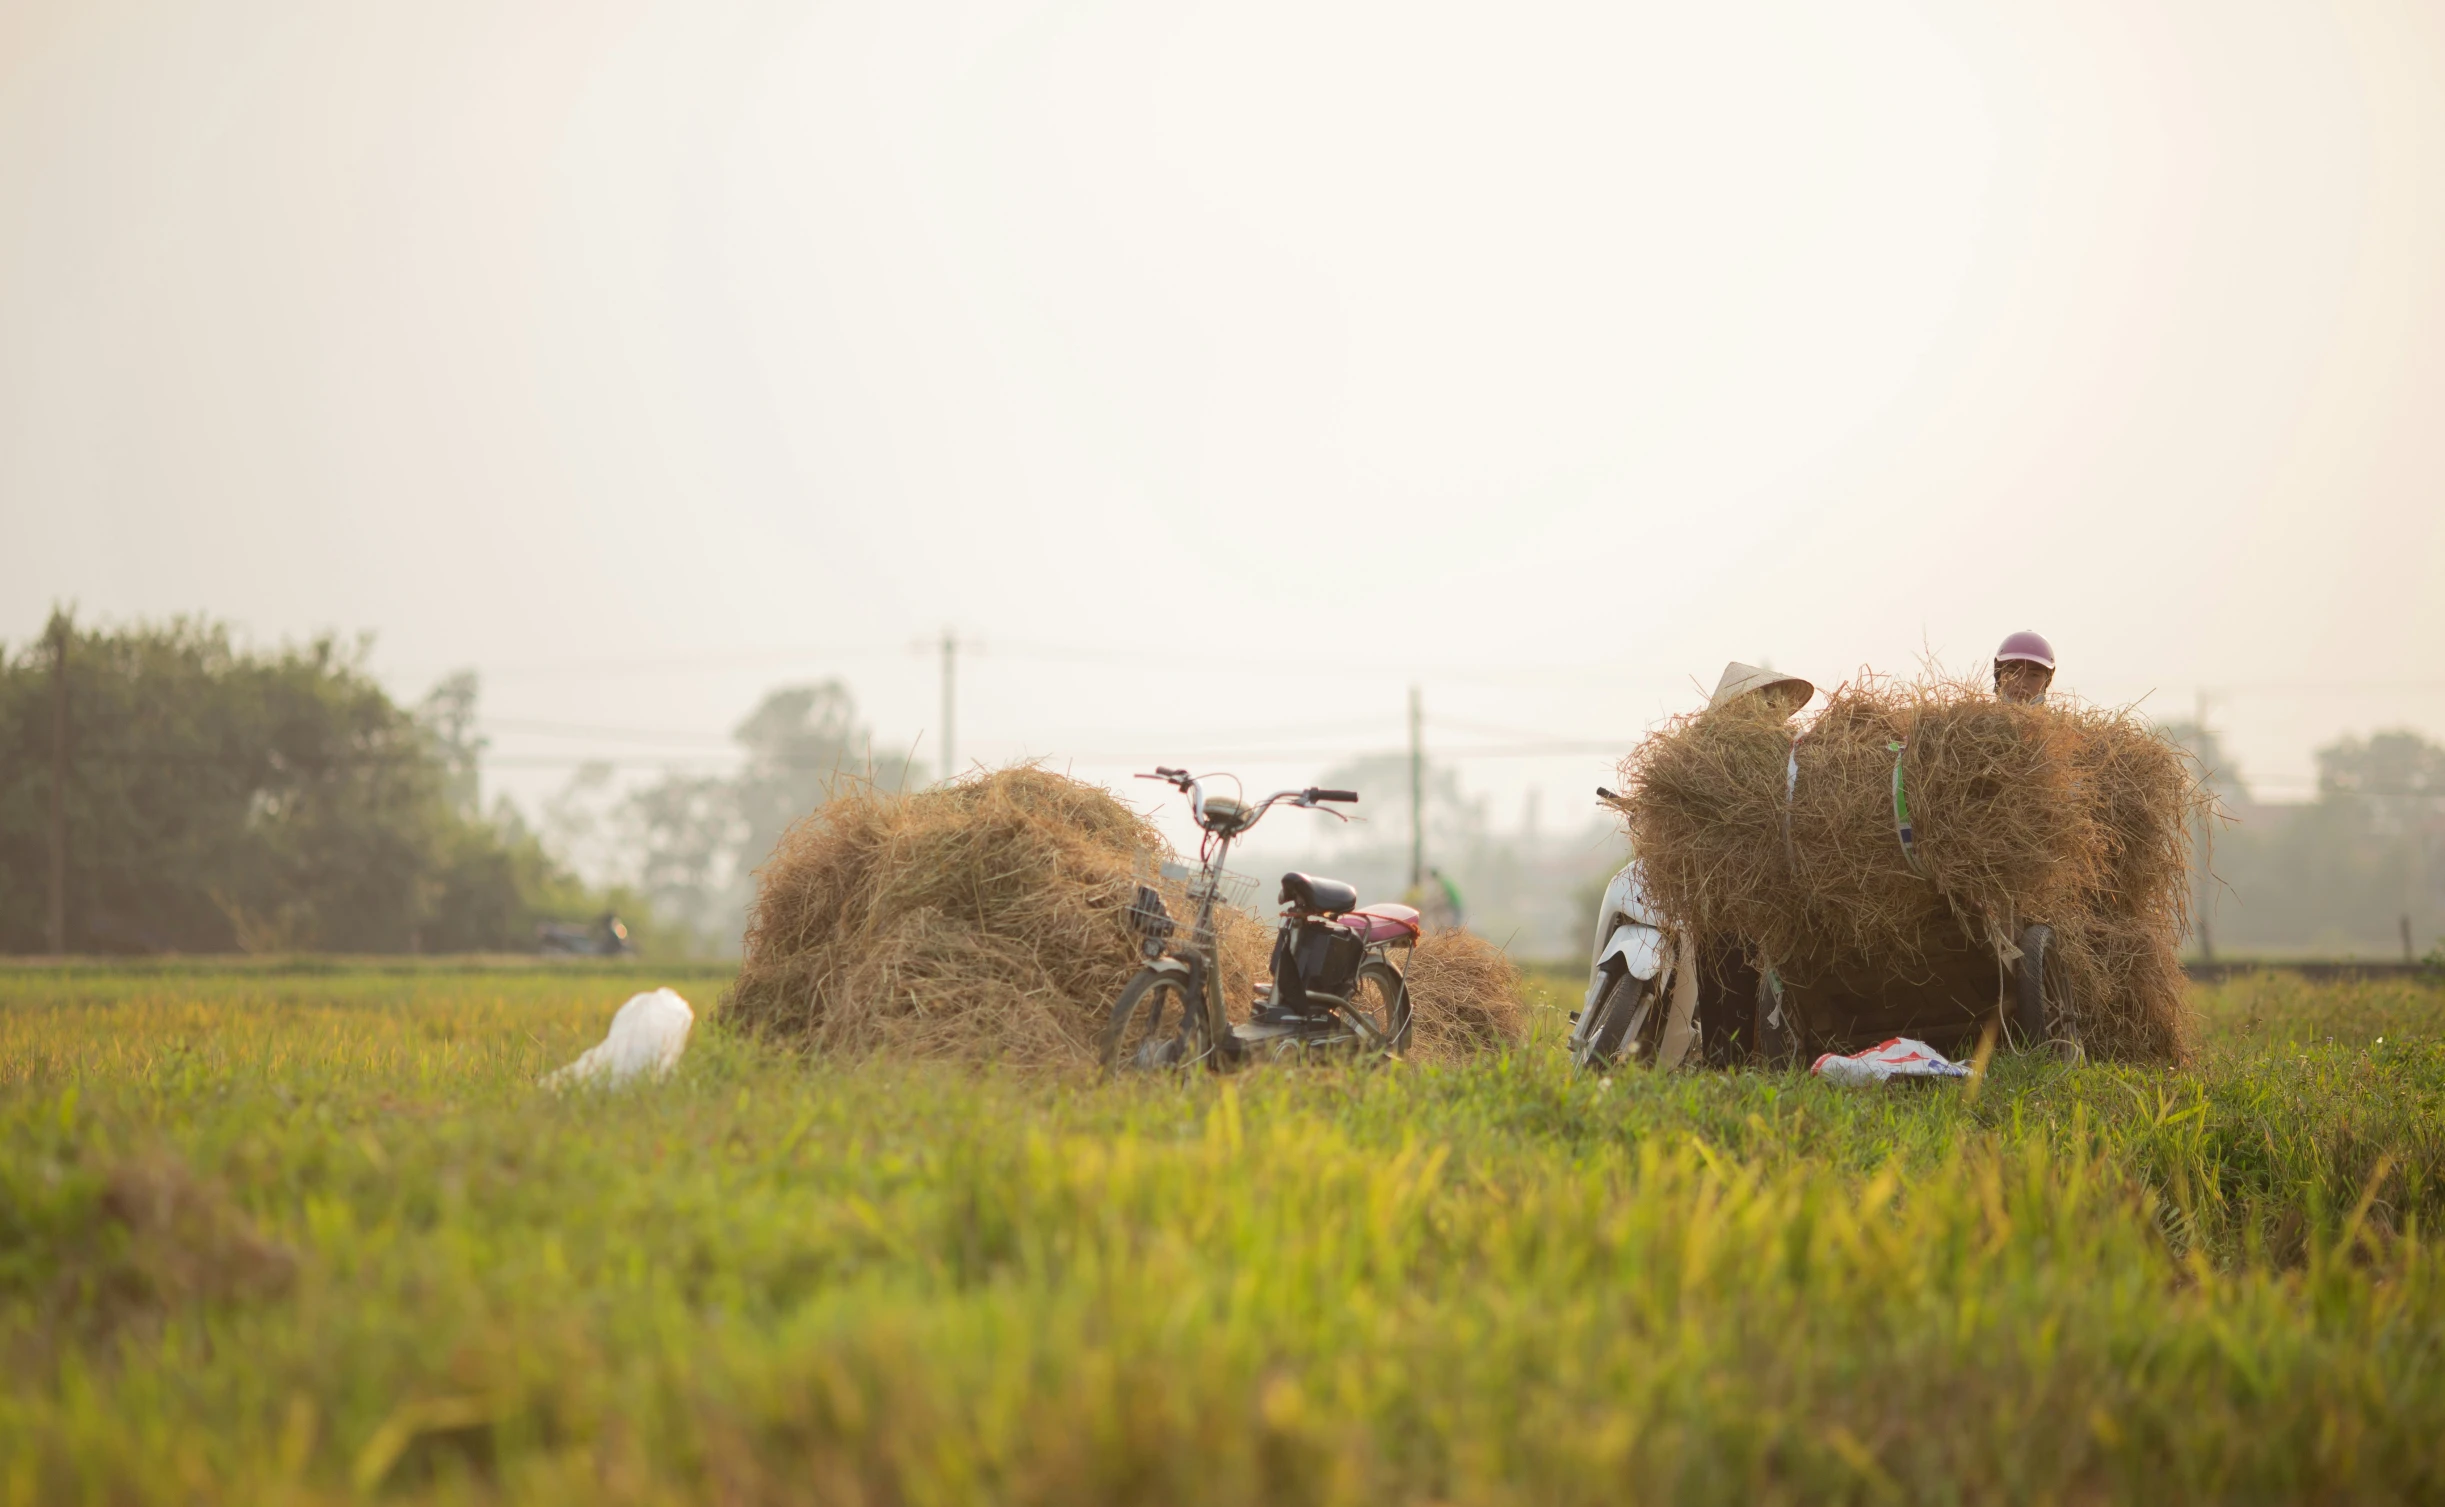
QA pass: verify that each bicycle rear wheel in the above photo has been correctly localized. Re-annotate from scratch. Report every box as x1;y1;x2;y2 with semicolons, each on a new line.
1103;965;1198;1074
1346;959;1411;1055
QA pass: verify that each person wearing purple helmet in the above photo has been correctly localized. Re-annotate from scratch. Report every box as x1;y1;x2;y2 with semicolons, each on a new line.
1994;630;2056;705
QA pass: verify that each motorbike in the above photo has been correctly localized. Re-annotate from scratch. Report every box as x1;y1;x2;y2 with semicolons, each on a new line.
1105;768;1422;1073
1570;855;2066;1073
538;913;635;957
1568;859;1676;1071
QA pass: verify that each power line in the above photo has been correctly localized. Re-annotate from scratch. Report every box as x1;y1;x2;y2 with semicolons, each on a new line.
482;719;733;747
383;636;1719;687
384;631;2445;694
381;644;903;682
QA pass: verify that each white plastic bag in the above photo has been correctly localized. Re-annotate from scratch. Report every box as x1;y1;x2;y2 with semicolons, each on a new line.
1810;1036;1970;1086
542;988;693;1089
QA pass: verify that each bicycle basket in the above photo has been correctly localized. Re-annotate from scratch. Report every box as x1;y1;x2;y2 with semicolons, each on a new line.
1203;870;1261;911
1134;856;1262;915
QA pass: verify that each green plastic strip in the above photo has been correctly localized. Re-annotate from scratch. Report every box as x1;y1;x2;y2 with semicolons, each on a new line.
1888;739;1929;880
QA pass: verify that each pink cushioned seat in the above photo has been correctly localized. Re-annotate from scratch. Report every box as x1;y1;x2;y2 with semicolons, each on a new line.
1338;904;1421;944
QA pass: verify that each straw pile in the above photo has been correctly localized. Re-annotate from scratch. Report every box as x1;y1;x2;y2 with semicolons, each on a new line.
1404;929;1529;1062
728;767;1270;1067
1615;673;2207;1062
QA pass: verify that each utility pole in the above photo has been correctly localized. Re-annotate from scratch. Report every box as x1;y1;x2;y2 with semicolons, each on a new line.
914;629;980;784
1408;684;1424;890
2193;686;2215;964
940;628;958;783
46;610;69;956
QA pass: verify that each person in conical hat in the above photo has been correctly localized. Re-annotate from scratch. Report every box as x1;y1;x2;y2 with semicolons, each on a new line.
1583;659;1818;1073
1707;661;1815;719
1632;662;1813;1071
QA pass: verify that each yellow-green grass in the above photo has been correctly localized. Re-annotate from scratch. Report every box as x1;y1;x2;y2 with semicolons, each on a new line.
3;965;2442;1504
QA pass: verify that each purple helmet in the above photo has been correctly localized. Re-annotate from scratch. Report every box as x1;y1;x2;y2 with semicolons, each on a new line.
1994;630;2055;670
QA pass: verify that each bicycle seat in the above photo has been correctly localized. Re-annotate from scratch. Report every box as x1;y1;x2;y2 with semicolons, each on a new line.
1279;872;1358;914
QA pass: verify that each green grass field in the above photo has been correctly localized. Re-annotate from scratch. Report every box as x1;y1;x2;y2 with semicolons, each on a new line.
5;964;2443;1504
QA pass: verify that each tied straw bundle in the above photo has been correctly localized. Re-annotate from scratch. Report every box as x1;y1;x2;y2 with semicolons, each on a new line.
1614;672;2210;1062
728;766;1523;1069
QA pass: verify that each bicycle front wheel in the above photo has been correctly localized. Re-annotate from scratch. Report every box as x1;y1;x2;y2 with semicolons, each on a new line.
1103;964;1198;1075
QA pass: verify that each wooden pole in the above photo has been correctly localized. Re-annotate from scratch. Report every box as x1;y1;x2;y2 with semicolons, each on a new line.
939;628;957;783
46;611;68;955
1408;685;1424;890
2193;687;2215;964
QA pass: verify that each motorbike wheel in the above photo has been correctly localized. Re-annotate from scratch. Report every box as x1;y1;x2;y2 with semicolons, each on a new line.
1577;967;1656;1072
2011;924;2053;1049
1346;959;1411;1055
1103;965;1199;1075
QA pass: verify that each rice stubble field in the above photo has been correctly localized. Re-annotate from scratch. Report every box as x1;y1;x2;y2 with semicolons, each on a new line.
4;961;2442;1504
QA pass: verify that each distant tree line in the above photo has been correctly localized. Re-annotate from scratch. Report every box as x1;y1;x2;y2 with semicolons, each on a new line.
13;611;2430;961
541;682;923;954
0;613;639;955
2175;722;2445;957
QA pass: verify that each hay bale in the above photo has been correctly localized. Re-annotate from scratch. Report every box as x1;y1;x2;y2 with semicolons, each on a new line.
2054;909;2192;1063
2048;698;2202;1062
1616;672;2206;1063
1402;929;1528;1061
729;767;1270;1067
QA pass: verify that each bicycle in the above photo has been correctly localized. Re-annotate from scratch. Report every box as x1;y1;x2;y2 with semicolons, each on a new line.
1104;768;1422;1074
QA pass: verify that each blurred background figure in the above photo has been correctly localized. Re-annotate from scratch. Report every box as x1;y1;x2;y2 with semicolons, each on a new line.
1409;865;1466;931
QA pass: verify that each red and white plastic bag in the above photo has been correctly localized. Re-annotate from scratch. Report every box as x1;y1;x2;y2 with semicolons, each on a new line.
1810;1037;1971;1085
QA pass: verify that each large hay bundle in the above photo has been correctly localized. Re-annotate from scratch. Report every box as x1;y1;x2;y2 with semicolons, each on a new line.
1404;929;1529;1062
728;767;1267;1066
1617;674;2206;1062
727;766;1521;1069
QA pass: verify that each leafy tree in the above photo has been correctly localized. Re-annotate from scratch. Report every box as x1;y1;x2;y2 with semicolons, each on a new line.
597;681;918;952
2188;725;2445;956
418;670;485;818
2316;731;2445;839
621;772;743;946
0;615;634;954
733;682;869;880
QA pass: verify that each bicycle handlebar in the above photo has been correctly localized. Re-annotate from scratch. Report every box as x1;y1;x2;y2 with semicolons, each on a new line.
1137;770;1358;833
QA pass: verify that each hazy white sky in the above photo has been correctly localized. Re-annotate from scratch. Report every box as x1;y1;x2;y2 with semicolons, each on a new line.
5;0;2442;851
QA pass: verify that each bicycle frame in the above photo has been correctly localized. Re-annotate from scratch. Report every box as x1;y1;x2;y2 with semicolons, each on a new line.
1133;768;1356;1069
1185;827;1237;1065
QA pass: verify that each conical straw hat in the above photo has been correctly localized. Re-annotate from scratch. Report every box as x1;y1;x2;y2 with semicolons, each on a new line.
1708;661;1815;711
